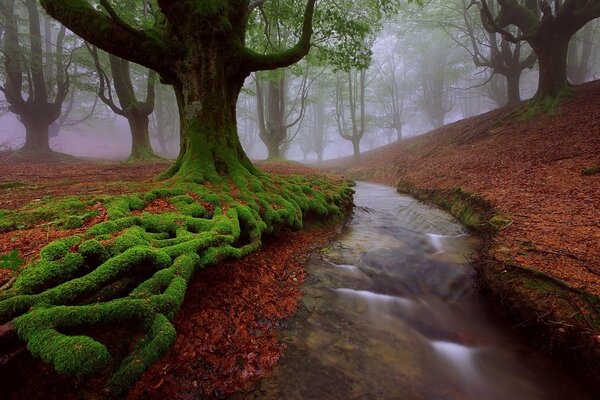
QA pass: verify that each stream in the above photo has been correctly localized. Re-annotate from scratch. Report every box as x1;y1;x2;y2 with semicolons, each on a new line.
239;182;593;400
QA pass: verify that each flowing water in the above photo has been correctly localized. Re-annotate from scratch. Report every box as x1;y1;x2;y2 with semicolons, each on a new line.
239;182;593;400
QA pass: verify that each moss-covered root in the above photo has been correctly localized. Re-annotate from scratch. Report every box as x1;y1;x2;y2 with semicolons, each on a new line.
0;172;353;394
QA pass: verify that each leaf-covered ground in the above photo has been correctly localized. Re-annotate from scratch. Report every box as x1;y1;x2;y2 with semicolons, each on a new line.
326;80;600;377
0;160;350;398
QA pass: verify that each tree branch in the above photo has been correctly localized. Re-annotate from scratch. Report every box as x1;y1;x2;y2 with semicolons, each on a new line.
40;0;180;79
248;0;269;13
241;0;316;72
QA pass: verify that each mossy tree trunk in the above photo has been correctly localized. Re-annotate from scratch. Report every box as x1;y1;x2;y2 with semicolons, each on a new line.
161;56;256;182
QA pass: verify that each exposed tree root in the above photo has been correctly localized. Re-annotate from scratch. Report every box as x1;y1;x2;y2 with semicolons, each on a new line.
0;172;353;395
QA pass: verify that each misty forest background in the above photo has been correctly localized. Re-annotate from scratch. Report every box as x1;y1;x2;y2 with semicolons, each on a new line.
1;0;599;162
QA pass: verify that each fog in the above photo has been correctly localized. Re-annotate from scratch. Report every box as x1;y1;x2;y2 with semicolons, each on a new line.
1;0;599;163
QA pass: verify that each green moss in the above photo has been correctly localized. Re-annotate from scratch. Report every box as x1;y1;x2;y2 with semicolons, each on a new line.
62;216;84;229
581;167;600;176
0;181;27;189
0;170;353;394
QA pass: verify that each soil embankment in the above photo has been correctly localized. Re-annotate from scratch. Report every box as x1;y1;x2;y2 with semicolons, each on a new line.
327;81;600;382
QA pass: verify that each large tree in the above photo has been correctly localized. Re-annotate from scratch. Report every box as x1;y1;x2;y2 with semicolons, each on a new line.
480;0;600;108
0;0;70;155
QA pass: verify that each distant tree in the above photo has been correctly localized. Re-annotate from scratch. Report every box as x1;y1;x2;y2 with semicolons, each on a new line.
463;0;537;106
0;0;70;155
377;50;410;142
416;36;456;129
334;69;368;160
479;0;600;109
255;68;311;160
88;46;158;161
308;94;329;162
237;92;260;157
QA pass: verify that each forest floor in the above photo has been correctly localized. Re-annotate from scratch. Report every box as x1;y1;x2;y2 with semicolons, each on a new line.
325;80;600;379
0;160;347;399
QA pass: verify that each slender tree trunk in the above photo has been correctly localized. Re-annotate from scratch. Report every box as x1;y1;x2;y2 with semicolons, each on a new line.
127;113;155;161
22;119;51;153
352;139;360;161
317;151;323;163
533;37;571;100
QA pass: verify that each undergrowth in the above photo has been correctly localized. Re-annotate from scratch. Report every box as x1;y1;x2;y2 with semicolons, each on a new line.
0;171;353;395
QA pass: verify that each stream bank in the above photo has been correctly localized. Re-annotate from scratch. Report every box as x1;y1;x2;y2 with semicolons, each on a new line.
325;81;600;385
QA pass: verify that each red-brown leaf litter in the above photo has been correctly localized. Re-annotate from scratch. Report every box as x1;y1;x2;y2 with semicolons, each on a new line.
0;161;343;399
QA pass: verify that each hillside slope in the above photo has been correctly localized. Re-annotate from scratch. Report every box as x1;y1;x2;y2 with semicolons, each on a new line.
328;81;600;379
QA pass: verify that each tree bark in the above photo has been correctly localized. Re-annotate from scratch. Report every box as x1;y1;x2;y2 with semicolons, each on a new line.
533;37;571;100
352;139;360;161
128;113;155;161
505;69;522;106
22;119;51;153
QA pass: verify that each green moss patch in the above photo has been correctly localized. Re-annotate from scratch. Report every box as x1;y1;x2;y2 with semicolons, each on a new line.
581;167;600;176
397;181;496;234
0;181;27;189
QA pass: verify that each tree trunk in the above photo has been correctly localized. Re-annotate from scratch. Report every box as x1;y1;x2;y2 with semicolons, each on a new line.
127;113;156;161
395;124;402;142
266;137;282;160
21;119;51;153
352;140;360;161
505;69;522;106
533;37;571;100
160;48;255;182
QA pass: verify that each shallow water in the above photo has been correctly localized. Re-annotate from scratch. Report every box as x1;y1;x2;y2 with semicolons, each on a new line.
240;182;593;400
